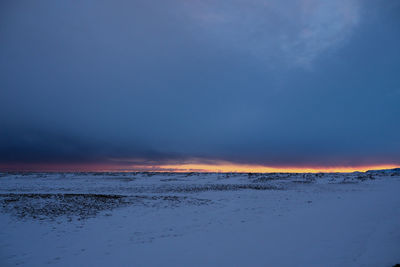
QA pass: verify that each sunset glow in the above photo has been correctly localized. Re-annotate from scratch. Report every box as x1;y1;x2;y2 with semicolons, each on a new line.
2;162;399;173
130;163;400;173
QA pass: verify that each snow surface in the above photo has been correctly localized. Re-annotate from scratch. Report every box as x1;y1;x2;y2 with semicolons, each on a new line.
0;171;399;266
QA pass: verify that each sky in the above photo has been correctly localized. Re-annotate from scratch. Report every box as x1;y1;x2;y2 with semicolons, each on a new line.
1;0;400;172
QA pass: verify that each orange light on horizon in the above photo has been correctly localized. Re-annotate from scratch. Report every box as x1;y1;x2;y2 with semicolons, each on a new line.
127;162;400;173
1;161;399;173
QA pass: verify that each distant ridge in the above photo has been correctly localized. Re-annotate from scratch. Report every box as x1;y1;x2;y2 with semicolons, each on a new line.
366;168;400;174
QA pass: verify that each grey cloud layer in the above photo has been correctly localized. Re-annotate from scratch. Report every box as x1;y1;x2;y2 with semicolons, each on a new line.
1;0;399;167
184;0;360;67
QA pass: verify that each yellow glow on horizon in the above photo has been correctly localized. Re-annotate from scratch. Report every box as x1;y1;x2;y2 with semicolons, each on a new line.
130;163;400;173
1;161;399;173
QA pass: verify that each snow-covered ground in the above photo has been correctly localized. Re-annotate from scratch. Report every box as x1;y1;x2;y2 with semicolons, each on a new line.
0;171;399;266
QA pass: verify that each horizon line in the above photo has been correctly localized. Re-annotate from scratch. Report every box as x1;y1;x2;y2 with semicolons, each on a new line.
1;163;399;174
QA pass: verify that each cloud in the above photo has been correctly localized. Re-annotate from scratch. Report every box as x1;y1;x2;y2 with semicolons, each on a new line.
183;0;360;67
0;0;399;170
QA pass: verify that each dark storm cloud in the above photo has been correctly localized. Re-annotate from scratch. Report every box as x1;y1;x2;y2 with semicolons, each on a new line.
0;124;174;164
1;0;400;168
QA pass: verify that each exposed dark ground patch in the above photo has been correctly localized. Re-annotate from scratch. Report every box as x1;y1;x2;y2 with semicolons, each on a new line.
251;176;286;183
0;193;211;221
157;184;281;193
0;193;130;221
